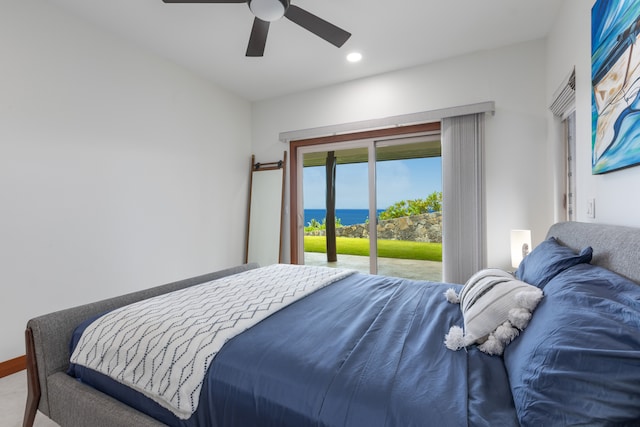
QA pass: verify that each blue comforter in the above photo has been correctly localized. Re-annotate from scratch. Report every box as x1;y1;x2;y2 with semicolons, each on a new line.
69;273;518;426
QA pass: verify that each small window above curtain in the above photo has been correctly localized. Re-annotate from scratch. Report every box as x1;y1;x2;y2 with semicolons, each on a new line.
550;68;577;222
550;68;576;118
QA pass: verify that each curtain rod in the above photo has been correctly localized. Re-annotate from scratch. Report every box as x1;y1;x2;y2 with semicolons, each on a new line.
279;101;495;143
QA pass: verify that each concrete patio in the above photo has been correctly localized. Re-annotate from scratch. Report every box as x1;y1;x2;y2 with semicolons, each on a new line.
303;252;443;282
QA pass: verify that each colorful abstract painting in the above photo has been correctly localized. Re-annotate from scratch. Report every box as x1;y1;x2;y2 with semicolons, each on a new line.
592;0;640;174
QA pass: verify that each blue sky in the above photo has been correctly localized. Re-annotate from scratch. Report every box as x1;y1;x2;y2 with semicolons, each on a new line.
303;157;442;209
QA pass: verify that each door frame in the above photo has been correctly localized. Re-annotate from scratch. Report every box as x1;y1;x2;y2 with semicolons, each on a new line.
289;122;441;265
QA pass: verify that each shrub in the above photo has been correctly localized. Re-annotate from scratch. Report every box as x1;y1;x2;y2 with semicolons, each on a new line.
304;217;342;233
379;191;442;220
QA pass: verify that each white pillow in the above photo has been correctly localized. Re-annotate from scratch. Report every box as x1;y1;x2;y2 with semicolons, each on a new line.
444;268;543;355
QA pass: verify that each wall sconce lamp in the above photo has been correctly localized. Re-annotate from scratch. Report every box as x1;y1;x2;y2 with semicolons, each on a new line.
511;229;532;269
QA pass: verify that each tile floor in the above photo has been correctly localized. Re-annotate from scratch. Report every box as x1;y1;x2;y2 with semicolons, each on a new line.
0;370;58;427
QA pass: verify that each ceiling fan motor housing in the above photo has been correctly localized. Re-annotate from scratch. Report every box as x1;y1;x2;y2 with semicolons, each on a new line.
248;0;290;22
161;0;350;57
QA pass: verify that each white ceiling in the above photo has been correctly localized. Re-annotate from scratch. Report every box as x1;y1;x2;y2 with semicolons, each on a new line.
47;0;563;101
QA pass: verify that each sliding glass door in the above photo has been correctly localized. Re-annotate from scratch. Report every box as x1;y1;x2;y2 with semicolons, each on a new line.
296;133;442;281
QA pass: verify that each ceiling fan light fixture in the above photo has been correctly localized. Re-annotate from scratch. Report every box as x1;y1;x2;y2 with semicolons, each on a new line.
249;0;288;22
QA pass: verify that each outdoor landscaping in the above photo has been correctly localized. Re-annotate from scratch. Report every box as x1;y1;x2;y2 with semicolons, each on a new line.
304;192;443;263
304;236;442;262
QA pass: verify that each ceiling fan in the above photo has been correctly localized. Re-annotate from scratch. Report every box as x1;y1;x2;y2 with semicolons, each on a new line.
162;0;352;57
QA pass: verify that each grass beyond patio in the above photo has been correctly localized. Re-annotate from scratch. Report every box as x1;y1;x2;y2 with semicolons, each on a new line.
304;236;442;262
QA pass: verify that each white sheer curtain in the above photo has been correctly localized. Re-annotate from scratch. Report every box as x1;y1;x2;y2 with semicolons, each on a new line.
441;113;486;284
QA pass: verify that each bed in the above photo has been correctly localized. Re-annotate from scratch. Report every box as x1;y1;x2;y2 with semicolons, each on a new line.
23;221;640;426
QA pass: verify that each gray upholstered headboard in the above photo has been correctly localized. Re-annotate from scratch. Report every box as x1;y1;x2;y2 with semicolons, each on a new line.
547;221;640;284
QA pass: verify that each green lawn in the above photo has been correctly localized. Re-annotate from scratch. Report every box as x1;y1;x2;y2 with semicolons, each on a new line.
304;236;442;262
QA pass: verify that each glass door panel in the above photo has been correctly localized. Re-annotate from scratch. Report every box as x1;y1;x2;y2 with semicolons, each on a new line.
301;146;371;275
375;138;443;281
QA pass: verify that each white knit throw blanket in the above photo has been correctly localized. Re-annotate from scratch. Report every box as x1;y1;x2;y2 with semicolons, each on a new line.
70;264;355;419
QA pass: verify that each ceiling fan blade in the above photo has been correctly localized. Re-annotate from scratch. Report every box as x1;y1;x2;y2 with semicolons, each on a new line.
162;0;246;3
246;18;270;57
284;5;351;48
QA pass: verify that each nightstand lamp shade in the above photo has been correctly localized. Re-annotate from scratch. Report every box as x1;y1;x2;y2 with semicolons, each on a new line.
511;229;532;269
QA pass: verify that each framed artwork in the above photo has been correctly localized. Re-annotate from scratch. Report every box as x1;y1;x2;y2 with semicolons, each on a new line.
592;0;640;174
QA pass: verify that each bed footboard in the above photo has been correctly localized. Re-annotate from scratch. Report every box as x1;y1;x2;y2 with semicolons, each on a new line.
23;263;259;427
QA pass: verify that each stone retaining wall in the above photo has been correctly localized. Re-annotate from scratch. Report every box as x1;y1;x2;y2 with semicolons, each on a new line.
305;212;442;243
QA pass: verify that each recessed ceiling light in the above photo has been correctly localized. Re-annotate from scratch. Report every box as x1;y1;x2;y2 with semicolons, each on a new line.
346;52;362;63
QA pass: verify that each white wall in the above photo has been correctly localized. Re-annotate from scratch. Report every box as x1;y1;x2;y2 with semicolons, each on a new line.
0;0;252;361
547;0;640;227
252;39;553;272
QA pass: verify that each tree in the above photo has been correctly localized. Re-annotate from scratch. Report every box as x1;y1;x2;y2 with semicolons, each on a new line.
378;191;442;220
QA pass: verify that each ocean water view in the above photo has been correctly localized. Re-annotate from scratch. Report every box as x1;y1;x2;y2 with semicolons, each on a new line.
304;209;385;226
